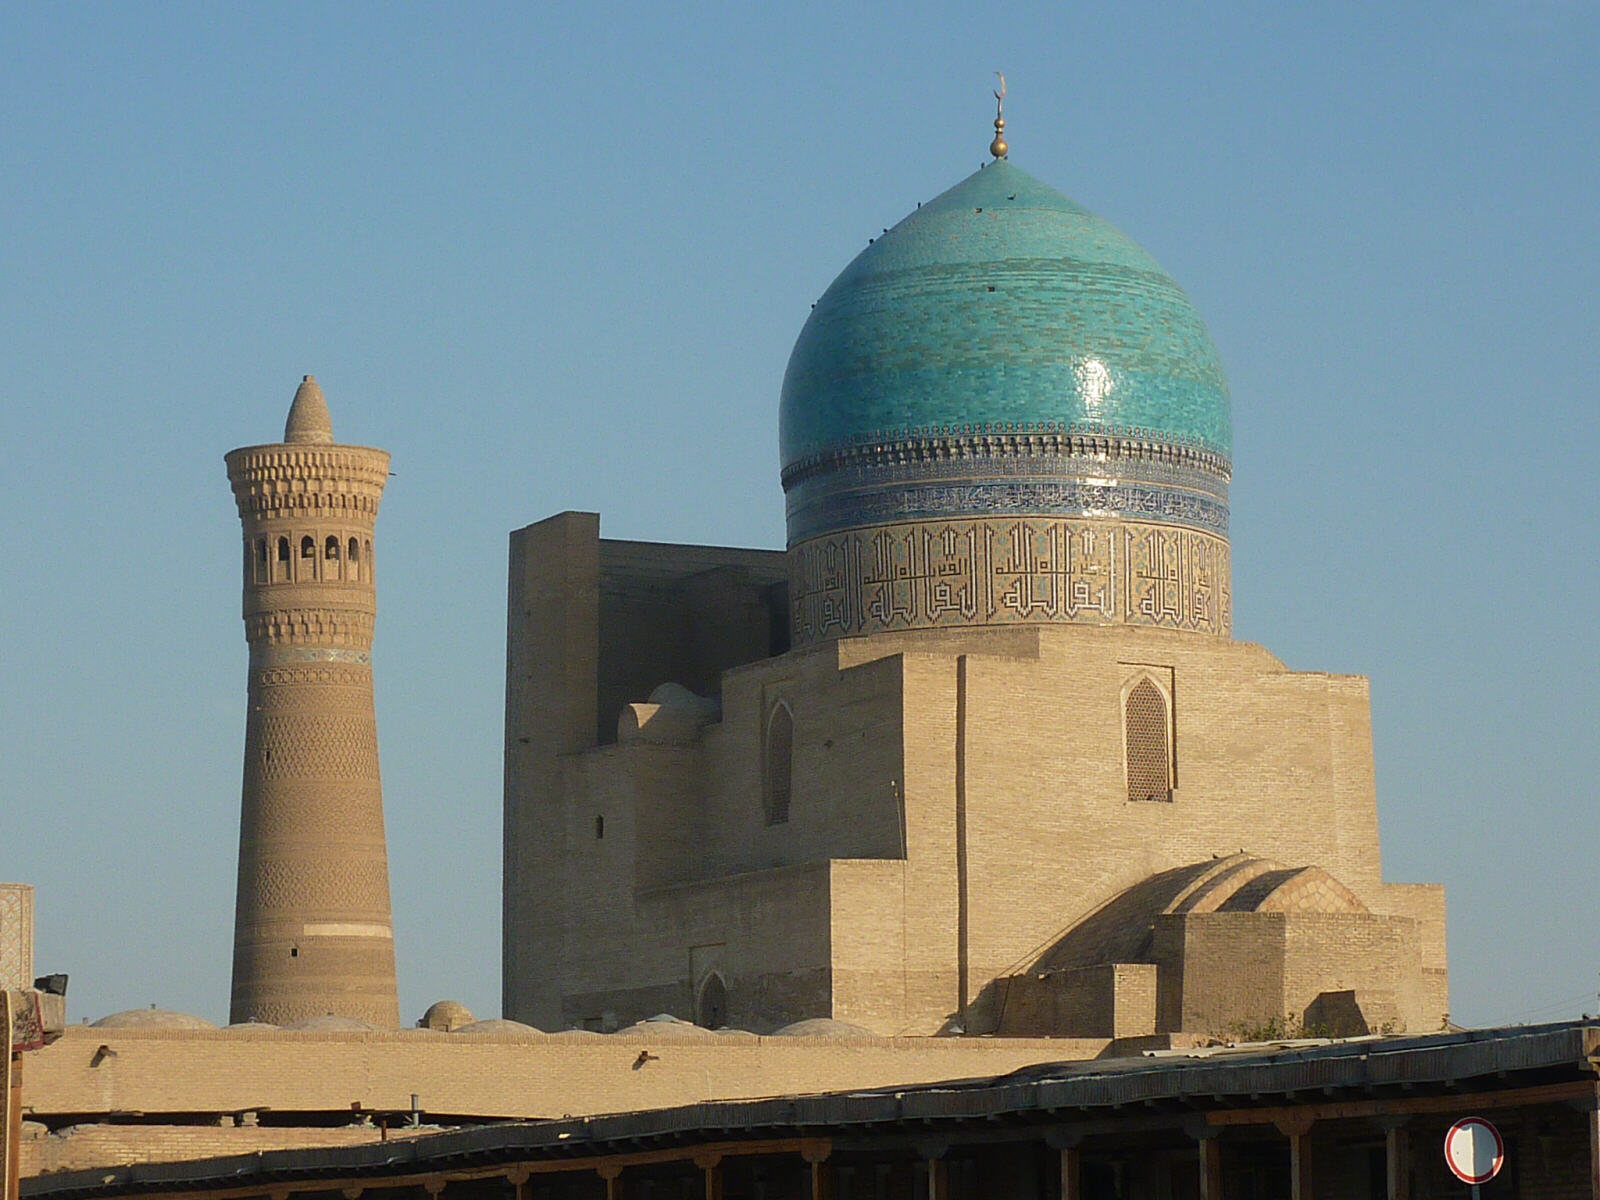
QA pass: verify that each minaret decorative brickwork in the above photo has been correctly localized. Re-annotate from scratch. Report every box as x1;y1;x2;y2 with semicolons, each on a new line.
225;377;400;1028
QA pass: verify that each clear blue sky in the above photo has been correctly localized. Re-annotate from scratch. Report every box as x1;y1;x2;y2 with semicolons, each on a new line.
1;2;1595;1030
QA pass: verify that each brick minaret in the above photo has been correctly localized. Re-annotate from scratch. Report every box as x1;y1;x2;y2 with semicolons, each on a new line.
225;377;399;1027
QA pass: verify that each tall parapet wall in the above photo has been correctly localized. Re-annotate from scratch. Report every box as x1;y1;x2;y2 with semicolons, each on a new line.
224;377;399;1028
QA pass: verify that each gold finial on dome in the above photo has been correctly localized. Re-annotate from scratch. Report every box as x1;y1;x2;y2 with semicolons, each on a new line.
989;71;1008;159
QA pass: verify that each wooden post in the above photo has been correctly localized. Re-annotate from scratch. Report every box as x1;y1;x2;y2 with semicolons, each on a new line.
913;1138;949;1200
1274;1116;1314;1200
800;1139;834;1200
1059;1146;1081;1200
2;989;14;1200
1589;1099;1600;1200
693;1151;724;1200
596;1163;623;1200
1197;1136;1223;1200
1289;1130;1313;1200
4;1050;20;1200
1381;1118;1411;1200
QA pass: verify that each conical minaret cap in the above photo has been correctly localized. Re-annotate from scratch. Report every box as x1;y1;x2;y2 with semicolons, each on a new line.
284;375;334;444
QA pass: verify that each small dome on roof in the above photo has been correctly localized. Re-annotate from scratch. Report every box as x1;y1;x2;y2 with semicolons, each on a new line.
1033;854;1371;974
418;1000;475;1031
615;1014;717;1039
771;1017;880;1039
222;1021;280;1032
92;1008;217;1030
454;1018;543;1036
282;1014;379;1032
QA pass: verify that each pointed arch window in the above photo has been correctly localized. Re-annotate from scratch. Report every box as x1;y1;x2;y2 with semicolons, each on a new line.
1125;677;1173;803
762;702;793;826
325;535;340;559
696;972;728;1029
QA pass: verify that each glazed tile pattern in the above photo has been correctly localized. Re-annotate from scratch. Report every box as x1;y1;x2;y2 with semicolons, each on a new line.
784;432;1230;544
780;159;1234;643
779;159;1232;473
790;518;1230;642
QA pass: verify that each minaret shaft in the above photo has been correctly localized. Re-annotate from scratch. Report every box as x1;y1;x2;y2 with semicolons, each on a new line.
224;378;399;1028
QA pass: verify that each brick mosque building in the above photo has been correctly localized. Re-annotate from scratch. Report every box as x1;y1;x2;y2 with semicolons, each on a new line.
503;137;1448;1041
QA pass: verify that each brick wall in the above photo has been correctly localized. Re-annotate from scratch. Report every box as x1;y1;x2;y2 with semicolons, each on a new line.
22;1026;1104;1135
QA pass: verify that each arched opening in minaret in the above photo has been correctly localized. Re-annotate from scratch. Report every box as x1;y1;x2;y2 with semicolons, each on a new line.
363;539;373;582
348;537;360;566
300;535;316;580
275;537;290;582
325;536;341;579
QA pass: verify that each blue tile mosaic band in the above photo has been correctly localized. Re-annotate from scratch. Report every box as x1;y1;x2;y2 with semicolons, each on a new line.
790;519;1230;641
783;432;1230;543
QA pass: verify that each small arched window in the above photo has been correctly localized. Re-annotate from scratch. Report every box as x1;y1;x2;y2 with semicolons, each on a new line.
276;537;290;562
1125;678;1173;803
325;535;340;560
348;537;360;563
256;539;268;563
763;703;793;826
300;535;315;558
696;973;728;1029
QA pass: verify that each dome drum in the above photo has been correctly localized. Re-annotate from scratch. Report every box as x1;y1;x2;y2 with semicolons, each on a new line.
782;429;1230;547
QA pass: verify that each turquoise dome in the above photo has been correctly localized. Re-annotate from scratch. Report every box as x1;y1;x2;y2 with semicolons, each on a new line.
779;159;1231;471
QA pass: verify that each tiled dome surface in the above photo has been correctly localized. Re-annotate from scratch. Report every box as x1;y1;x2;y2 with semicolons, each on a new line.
779;159;1231;469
